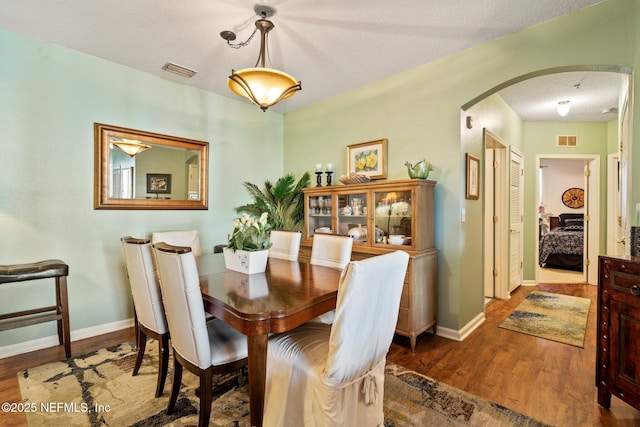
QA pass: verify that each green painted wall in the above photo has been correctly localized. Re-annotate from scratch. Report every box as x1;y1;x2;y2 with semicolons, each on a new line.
0;28;285;347
1;0;638;349
461;93;524;317
283;0;640;330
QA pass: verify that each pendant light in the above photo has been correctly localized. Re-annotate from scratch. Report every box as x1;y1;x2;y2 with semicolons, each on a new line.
557;100;570;117
111;138;151;157
222;6;301;111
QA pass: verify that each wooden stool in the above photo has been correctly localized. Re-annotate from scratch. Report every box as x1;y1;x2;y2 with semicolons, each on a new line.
0;260;71;357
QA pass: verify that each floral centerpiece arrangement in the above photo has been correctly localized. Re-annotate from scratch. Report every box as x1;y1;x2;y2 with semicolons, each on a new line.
224;212;272;274
227;212;272;251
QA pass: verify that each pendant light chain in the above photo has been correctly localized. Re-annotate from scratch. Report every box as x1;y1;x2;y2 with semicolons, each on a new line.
224;27;258;49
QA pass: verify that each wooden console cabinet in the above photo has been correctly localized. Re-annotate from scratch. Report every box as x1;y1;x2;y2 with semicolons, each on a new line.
597;255;640;411
301;179;437;351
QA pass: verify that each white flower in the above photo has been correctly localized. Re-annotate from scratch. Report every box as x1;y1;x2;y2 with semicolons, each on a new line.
259;212;269;226
228;211;272;251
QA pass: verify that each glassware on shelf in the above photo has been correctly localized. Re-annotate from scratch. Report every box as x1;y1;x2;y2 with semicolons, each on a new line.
350;198;361;215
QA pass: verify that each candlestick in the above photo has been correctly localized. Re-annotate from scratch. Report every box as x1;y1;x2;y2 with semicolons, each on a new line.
325;171;334;186
315;171;323;187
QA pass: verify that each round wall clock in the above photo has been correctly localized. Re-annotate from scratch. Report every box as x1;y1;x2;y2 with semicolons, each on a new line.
562;187;584;209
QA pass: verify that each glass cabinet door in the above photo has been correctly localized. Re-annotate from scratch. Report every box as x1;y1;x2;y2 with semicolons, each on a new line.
336;192;369;243
374;189;412;246
307;194;333;237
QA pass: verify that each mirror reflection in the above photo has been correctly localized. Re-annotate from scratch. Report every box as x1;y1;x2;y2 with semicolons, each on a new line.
94;123;208;210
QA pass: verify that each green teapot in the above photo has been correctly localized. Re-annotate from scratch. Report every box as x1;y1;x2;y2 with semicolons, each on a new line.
405;159;433;179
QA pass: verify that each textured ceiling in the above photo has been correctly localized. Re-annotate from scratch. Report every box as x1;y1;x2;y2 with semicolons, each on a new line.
0;0;619;120
499;71;622;122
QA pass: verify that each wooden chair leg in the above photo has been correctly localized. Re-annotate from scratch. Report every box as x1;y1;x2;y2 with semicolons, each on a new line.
155;333;170;397
56;276;71;358
132;325;146;376
167;354;183;414
198;368;213;427
133;307;139;349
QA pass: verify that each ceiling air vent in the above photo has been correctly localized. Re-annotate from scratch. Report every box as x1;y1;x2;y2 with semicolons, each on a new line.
557;135;577;147
161;62;197;78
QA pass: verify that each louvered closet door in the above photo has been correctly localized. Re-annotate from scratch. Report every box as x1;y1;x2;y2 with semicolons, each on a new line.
509;150;523;292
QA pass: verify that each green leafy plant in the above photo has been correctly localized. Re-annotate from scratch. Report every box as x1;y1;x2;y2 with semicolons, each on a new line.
236;172;311;231
227;212;272;252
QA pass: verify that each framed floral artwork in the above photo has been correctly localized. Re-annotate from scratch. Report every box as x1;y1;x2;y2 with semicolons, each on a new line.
347;139;387;179
466;153;480;200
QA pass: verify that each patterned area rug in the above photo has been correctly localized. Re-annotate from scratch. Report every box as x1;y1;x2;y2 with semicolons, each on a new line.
499;291;591;347
18;342;550;426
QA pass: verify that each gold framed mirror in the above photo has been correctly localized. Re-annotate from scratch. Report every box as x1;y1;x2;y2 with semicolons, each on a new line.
94;123;208;210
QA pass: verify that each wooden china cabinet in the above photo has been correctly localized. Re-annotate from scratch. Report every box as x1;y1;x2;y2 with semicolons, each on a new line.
597;255;640;411
300;179;437;351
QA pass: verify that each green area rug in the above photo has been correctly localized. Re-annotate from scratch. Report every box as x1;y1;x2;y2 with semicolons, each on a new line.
499;290;591;347
18;342;549;426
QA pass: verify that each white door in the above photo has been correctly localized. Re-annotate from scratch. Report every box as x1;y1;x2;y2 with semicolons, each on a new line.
484;149;496;298
509;149;524;292
484;130;508;299
607;154;624;255
618;80;631;253
584;158;600;285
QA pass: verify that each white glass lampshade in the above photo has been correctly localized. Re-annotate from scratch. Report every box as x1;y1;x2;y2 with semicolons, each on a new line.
557;100;570;117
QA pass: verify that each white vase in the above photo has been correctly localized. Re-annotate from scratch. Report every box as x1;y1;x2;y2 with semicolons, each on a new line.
223;247;269;274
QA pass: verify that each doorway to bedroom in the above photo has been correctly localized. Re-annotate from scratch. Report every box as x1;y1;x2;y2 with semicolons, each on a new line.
536;155;600;284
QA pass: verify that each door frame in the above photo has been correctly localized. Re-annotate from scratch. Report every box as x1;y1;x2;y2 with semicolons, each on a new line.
535;154;600;285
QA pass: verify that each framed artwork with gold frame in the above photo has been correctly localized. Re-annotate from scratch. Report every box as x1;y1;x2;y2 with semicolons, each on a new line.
347;139;387;179
466;153;480;200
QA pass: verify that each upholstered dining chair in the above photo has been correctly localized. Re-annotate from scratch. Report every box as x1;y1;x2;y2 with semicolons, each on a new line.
120;236;169;398
309;234;353;323
152;242;248;427
263;250;410;426
269;230;302;261
310;234;353;269
151;229;202;256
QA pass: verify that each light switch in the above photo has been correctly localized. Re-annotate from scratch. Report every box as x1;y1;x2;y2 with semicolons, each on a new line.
461;208;466;223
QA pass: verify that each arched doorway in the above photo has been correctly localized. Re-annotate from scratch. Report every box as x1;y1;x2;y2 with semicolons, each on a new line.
461;65;632;301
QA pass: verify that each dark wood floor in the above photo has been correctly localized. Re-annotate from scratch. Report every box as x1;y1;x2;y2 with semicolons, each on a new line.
1;283;639;426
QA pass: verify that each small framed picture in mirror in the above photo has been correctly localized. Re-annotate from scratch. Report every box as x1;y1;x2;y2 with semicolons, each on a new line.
147;173;171;194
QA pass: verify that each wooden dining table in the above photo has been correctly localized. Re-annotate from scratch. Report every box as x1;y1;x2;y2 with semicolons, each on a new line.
196;253;342;427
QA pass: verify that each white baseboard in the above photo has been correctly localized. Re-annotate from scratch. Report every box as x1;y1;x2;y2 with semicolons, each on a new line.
0;318;134;359
436;312;486;342
523;280;537;286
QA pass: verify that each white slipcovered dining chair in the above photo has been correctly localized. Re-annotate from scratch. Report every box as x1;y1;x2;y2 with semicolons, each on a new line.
152;242;248;427
264;250;410;427
269;230;302;261
151;229;202;256
309;234;353;323
120;236;170;397
310;234;353;269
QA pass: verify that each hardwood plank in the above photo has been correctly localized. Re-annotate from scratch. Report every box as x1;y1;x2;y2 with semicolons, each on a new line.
387;283;640;426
